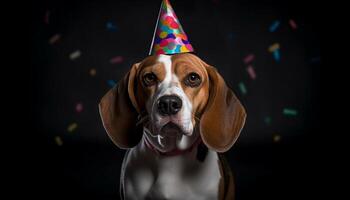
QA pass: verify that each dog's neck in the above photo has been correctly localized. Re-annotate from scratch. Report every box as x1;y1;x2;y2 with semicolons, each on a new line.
127;135;220;199
141;128;208;161
144;134;202;156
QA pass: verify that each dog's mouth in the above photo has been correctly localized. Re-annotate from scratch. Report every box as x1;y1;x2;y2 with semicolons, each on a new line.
160;122;183;137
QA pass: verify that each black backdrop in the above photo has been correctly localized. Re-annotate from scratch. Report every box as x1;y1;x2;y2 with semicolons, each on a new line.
31;0;320;199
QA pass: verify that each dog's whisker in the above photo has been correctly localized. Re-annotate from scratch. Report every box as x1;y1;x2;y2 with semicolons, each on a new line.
157;135;164;147
144;127;159;138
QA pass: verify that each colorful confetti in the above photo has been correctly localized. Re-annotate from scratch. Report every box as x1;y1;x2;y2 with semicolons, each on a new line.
238;82;247;95
268;43;280;52
69;50;81;60
269;20;280;32
106;21;117;32
55;136;63;146
107;80;116;87
49;34;61;45
273;134;281;143
273;49;280;62
75;103;83;113
268;43;281;62
110;56;124;64
243;54;255;64
246;65;256;80
89;68;96;76
283;108;298;116
289;19;298;30
67;123;78;132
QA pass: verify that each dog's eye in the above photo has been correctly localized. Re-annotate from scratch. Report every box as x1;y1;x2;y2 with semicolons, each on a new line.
185;72;201;87
143;73;158;86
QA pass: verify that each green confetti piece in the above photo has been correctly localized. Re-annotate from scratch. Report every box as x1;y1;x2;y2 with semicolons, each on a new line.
283;108;298;116
69;50;81;60
238;82;247;95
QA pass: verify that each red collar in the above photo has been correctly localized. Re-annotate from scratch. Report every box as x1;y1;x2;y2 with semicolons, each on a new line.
144;136;202;156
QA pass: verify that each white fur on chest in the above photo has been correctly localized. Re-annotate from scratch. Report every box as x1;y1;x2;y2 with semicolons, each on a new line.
122;140;221;200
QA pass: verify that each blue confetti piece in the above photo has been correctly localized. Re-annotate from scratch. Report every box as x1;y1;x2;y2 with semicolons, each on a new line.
107;80;116;87
269;20;281;32
106;21;117;32
273;49;280;62
166;33;176;39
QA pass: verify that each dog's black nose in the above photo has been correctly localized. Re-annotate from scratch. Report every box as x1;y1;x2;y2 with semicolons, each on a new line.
157;95;182;116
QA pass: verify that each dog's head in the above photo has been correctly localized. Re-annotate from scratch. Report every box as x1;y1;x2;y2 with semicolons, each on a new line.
99;53;246;153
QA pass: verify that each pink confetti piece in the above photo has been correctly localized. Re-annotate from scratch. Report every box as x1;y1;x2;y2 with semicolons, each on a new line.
48;34;61;44
75;103;83;113
109;56;124;64
246;65;256;80
45;10;50;24
289;19;297;30
243;54;255;64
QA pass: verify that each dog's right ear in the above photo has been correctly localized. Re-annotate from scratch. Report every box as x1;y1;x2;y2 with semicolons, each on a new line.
99;63;143;149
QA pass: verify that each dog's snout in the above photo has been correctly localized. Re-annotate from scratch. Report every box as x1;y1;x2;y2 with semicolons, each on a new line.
157;95;182;116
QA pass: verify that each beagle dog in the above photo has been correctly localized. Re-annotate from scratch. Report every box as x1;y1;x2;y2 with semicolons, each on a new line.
99;53;246;200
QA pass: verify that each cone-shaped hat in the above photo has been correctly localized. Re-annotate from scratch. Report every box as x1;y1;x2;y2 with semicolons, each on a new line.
149;0;194;55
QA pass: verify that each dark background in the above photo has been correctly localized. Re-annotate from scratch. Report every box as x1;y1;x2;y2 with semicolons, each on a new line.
31;0;320;199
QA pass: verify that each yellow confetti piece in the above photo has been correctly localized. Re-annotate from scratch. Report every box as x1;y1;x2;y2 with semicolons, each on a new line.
159;31;168;39
89;68;96;76
67;123;78;133
273;134;281;143
180;45;188;52
268;43;280;52
55;136;63;146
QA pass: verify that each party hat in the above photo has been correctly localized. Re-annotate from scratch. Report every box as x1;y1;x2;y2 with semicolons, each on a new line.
149;0;194;55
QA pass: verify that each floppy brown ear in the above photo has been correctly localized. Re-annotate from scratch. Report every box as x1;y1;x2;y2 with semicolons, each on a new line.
98;63;143;149
200;65;247;152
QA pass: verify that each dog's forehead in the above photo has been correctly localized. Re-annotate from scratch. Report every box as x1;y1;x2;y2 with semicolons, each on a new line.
139;54;205;74
170;53;203;66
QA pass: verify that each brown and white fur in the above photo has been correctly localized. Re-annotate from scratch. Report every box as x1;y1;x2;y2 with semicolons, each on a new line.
99;53;246;200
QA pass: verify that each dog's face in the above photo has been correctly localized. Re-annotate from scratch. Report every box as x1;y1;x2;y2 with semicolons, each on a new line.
99;53;246;153
134;54;210;152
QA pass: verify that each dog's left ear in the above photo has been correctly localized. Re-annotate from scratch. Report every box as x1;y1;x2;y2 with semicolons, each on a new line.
200;64;247;152
99;63;143;149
